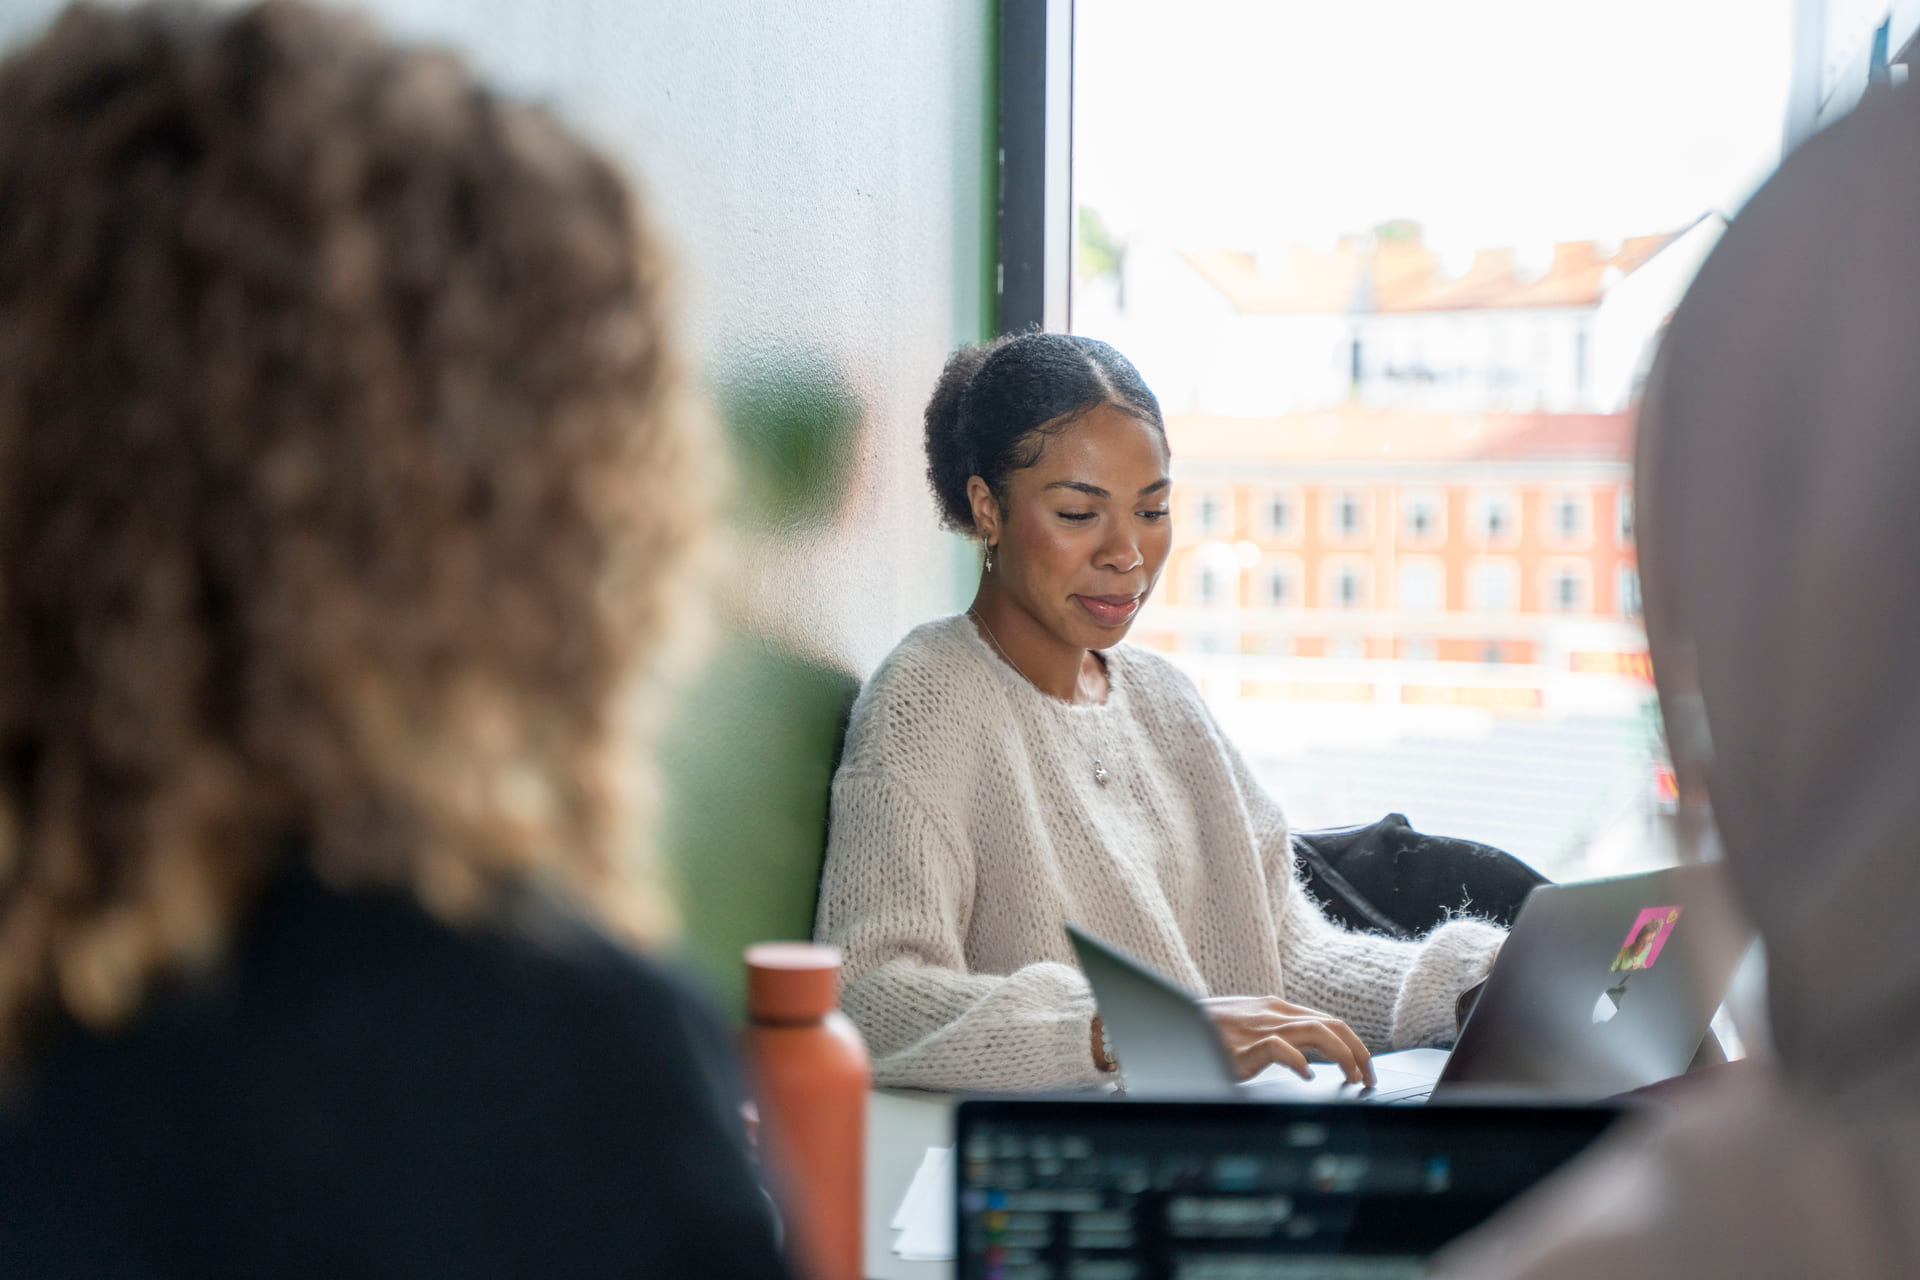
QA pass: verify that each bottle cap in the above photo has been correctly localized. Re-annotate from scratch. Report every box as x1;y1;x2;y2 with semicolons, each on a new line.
745;942;842;1022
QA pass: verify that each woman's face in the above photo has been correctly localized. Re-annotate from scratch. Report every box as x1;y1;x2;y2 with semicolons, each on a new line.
974;402;1173;650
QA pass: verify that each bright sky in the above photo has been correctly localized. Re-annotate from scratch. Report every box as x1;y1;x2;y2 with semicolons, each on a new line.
1076;0;1795;256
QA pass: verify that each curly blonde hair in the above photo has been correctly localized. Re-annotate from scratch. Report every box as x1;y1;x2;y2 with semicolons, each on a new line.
0;1;707;1060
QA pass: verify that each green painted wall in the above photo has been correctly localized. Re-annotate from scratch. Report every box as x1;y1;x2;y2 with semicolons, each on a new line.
0;1;997;1014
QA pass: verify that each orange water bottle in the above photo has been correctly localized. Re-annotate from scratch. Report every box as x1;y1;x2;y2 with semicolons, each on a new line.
743;942;870;1280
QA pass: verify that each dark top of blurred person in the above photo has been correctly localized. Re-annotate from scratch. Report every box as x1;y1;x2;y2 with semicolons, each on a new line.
1432;76;1920;1280
0;4;787;1277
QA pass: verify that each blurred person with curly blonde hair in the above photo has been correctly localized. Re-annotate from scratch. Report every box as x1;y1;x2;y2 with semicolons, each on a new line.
0;4;788;1276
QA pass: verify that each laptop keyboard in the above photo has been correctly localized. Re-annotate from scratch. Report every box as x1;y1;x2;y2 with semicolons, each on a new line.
1239;1049;1447;1104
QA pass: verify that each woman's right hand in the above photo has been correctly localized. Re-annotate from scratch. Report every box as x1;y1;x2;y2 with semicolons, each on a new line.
1199;995;1374;1086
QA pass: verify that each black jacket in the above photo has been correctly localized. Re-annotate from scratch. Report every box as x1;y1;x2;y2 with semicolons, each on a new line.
0;869;792;1280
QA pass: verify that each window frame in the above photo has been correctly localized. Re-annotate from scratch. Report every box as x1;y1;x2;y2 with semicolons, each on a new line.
1194;488;1229;538
1261;486;1303;544
1196;561;1224;607
1258;553;1302;610
1396;555;1446;615
1468;555;1520;614
1468;487;1522;548
998;0;1075;335
1617;563;1643;619
1321;554;1372;611
1400;488;1446;545
1542;558;1592;615
1323;488;1373;545
1545;488;1592;549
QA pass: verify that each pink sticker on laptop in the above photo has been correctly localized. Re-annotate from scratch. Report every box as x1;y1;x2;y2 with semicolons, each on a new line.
1610;905;1682;973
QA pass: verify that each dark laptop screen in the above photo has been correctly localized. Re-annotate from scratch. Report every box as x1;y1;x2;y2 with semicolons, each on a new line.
956;1098;1621;1280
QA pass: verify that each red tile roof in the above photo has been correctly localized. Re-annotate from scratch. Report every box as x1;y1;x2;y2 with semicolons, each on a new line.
1181;230;1677;315
1167;408;1634;465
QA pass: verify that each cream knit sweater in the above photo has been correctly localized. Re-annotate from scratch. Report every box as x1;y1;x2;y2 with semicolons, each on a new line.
814;614;1505;1092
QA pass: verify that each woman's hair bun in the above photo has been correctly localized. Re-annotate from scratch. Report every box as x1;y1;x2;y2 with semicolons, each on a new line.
920;332;1164;535
923;339;1006;531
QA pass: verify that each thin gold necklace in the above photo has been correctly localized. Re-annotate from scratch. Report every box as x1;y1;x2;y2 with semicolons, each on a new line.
968;608;1113;787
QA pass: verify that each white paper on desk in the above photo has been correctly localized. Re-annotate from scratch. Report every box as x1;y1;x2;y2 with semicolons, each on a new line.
889;1144;955;1261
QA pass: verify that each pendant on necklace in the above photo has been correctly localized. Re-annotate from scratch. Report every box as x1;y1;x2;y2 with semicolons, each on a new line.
1093;761;1111;787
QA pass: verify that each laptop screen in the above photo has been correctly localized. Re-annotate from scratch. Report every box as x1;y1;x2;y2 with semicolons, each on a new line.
956;1098;1621;1279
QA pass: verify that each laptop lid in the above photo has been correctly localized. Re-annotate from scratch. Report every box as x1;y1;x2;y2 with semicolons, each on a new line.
1066;923;1239;1098
955;1095;1624;1279
1438;859;1752;1098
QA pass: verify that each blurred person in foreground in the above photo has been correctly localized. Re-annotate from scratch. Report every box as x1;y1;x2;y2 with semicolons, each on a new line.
1431;78;1920;1280
0;4;787;1277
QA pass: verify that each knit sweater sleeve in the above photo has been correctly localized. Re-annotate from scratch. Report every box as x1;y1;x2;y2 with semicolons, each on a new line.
1226;735;1505;1051
813;770;1108;1093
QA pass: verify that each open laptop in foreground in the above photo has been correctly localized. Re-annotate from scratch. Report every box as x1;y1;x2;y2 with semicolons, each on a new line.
956;1094;1623;1279
1069;859;1751;1103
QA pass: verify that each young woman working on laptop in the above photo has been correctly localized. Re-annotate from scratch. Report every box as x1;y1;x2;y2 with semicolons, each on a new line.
814;333;1505;1093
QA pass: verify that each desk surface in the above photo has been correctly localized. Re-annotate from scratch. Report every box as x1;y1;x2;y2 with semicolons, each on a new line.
864;1089;954;1280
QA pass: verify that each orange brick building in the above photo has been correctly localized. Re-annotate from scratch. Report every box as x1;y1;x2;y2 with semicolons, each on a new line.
1135;408;1643;672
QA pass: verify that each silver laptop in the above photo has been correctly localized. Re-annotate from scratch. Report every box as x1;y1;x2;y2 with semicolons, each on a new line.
1068;860;1752;1103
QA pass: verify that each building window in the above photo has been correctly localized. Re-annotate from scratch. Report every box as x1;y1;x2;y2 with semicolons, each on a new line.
1469;558;1518;613
1617;488;1635;546
1401;490;1444;543
1481;641;1504;664
1327;491;1369;542
1330;634;1365;660
1324;560;1370;610
1618;565;1642;619
1198;564;1222;606
1546;563;1589;613
1263;563;1296;607
1548;491;1589;544
1402;637;1437;662
1397;559;1444;613
1470;490;1519;544
1197;491;1226;537
1262;491;1298;539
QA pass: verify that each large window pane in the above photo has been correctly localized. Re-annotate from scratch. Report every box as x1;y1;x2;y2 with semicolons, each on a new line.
1073;0;1791;878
